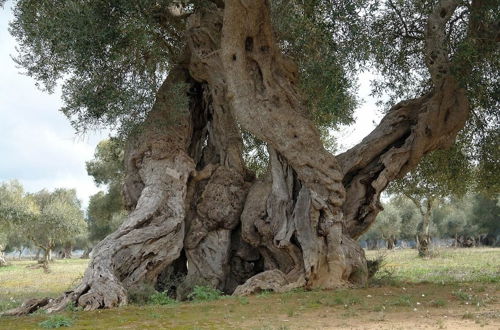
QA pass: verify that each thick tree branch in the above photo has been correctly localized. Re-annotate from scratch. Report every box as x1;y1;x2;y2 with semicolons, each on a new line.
221;0;345;215
425;0;459;85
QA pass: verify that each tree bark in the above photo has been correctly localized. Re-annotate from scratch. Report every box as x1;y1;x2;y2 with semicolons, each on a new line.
5;0;474;315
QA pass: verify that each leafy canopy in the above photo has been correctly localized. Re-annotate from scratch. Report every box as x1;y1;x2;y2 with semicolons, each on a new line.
7;0;378;135
0;181;86;250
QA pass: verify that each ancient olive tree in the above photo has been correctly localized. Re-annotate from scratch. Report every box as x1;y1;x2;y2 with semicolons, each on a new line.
4;0;498;314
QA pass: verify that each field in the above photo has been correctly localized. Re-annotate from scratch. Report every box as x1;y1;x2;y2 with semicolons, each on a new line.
0;248;498;329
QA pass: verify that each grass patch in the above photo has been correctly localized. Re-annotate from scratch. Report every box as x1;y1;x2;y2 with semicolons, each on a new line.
429;299;447;307
38;315;73;328
188;285;223;302
148;292;178;306
367;248;500;284
390;294;413;307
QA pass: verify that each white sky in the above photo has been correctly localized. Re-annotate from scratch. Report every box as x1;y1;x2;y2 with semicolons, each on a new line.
0;1;381;209
0;1;107;207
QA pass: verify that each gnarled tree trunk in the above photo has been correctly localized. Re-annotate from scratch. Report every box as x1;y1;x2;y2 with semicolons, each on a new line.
4;0;472;315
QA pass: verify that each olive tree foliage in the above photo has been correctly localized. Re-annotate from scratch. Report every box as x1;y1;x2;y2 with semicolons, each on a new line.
86;139;127;243
0;181;36;264
2;0;499;315
432;193;500;246
0;181;86;263
7;0;366;136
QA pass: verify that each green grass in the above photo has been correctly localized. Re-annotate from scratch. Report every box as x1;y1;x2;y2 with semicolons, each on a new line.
0;248;499;329
366;247;500;284
38;315;74;328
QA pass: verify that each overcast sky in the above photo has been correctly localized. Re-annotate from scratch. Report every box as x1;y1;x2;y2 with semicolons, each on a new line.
0;1;381;209
0;2;107;207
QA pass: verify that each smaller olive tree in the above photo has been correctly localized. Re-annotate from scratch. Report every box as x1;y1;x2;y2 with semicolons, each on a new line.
362;195;420;249
0;180;35;266
25;189;86;263
389;145;473;257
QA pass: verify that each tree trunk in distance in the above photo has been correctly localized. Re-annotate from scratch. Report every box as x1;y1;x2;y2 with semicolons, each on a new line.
35;249;41;261
81;247;92;259
417;210;431;257
387;237;396;250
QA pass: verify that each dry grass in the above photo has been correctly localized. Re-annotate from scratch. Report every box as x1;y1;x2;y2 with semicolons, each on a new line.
0;259;86;312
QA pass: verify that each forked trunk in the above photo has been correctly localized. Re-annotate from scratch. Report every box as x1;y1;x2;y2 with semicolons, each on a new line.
4;0;472;315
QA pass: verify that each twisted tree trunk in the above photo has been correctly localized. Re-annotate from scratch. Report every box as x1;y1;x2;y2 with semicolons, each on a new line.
3;0;472;315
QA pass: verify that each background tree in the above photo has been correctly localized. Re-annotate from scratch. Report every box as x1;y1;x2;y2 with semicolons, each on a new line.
362;195;420;249
0;180;36;265
362;200;401;249
86;139;126;249
470;194;500;245
388;145;473;257
24;189;86;264
3;0;498;313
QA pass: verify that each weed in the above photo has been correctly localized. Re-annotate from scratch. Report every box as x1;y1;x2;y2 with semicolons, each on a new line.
238;297;249;305
452;290;472;302
149;292;178;306
370;266;400;287
286;308;295;317
39;315;73;328
188;285;223;302
390;294;412;307
64;302;82;312
257;290;272;298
